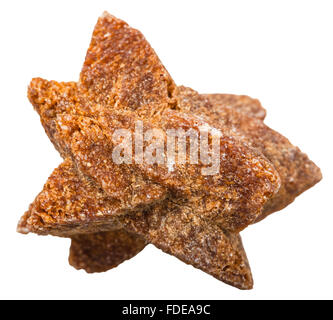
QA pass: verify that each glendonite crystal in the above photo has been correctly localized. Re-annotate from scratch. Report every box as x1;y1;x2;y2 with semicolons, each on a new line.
17;12;321;290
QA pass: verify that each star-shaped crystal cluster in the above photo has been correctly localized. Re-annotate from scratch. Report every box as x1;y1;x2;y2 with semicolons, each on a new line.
17;12;321;289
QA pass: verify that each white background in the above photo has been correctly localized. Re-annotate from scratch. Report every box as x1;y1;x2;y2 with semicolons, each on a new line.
0;0;332;300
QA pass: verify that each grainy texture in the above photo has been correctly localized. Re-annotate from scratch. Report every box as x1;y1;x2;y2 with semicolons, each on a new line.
18;158;134;236
25;82;320;234
18;159;253;289
68;88;321;274
28;79;168;209
79;12;177;119
24;77;281;235
69;230;147;273
18;87;321;285
68;90;271;274
202;93;266;120
178;86;322;219
26;12;281;232
18;12;322;290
